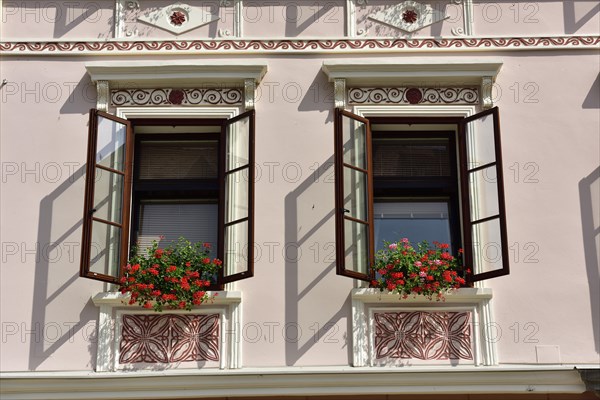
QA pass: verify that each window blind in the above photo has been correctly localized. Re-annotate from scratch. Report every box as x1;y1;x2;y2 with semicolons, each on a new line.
137;140;218;180
372;139;451;177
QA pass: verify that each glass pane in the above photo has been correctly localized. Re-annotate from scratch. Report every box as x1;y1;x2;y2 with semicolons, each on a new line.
138;140;218;180
374;202;451;252
225;169;249;223
344;219;369;275
137;202;218;254
226;116;250;172
92;169;123;224
466;112;496;169
90;221;121;277
343;167;368;221
469;166;500;222
471;218;503;275
342;115;366;169
96;115;127;171
224;220;248;277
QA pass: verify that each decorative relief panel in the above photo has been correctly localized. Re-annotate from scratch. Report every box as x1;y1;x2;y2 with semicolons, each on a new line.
351;0;470;38
373;311;473;361
348;87;479;105
116;0;239;39
119;313;220;365
111;88;244;106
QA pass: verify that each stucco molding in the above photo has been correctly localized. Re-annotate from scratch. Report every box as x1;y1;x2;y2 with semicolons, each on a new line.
334;78;346;109
92;291;242;372
96;80;110;112
244;78;255;110
110;88;244;106
0;367;591;399
348;87;479;105
1;36;598;55
351;288;496;367
322;59;503;87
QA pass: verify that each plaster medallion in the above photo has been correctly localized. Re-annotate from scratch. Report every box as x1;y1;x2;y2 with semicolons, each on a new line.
138;3;220;35
368;1;448;33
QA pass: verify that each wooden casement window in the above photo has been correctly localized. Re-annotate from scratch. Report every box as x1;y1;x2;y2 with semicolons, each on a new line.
80;109;255;287
334;107;509;283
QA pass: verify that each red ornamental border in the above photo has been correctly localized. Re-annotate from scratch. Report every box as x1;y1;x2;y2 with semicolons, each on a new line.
1;36;598;53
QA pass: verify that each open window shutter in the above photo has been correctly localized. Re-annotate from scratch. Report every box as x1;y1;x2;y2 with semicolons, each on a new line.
459;107;509;281
80;109;133;283
219;110;255;284
334;109;374;281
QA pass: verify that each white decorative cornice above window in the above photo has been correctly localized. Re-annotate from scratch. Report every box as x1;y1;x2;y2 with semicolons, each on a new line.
322;59;502;109
85;61;267;111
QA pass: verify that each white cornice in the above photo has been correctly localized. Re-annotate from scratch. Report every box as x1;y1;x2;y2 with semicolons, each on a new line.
85;61;268;88
322;59;503;86
0;367;592;399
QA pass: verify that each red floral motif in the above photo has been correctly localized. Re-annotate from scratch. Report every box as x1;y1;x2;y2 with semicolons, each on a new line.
374;311;473;360
119;314;219;364
170;11;186;26
168;89;185;104
405;88;423;104
402;9;418;24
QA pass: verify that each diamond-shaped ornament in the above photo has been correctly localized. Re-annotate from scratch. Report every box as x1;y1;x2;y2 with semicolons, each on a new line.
368;1;448;33
138;3;220;35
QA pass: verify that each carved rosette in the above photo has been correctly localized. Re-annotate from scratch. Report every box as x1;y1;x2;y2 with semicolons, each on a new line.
111;88;243;106
348;87;479;105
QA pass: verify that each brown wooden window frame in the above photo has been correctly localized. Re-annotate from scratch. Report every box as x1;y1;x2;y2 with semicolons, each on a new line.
334;107;509;283
80;109;255;287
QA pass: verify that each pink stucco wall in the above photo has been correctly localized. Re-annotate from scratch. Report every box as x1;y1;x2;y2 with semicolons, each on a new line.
1;1;599;372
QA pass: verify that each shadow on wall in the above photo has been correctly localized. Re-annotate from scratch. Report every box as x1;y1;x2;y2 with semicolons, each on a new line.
582;73;600;109
50;2;113;39
29;130;98;369
563;1;600;34
579;166;600;354
284;156;354;366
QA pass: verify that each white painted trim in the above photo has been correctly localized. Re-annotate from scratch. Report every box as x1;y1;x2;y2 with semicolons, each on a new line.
92;291;242;372
85;61;268;87
115;106;240;120
352;104;478;118
322;59;502;86
0;368;590;399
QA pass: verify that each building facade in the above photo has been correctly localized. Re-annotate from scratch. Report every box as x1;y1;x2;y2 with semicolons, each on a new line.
1;1;599;398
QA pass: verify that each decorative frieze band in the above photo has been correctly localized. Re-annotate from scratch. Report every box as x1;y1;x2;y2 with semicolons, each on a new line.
348;87;479;105
1;36;598;55
111;88;243;106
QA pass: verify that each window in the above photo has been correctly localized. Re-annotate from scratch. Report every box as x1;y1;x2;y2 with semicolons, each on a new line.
334;107;509;283
80;109;255;287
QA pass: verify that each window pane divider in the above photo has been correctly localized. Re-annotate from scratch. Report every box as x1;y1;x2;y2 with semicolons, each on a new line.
224;216;249;228
470;214;501;225
95;164;126;176
467;161;497;174
343;163;368;174
225;164;250;175
343;215;369;225
92;217;124;228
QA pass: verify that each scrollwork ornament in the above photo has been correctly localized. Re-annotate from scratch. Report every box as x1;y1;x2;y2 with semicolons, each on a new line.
451;27;465;36
126;1;140;9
